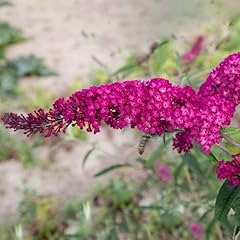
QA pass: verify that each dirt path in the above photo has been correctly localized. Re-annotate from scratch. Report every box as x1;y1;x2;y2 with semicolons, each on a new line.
0;0;239;223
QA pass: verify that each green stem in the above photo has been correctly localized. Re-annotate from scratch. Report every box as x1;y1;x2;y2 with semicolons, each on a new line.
184;166;198;201
232;225;237;240
235;230;240;240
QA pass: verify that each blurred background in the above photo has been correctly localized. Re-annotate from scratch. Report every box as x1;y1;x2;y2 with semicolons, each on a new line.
0;0;240;239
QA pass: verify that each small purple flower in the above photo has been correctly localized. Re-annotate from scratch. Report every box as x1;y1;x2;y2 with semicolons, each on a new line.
157;163;172;183
189;223;203;240
182;36;204;64
216;154;240;186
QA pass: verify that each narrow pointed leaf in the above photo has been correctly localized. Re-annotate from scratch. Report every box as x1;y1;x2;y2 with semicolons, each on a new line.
94;163;132;177
82;144;95;167
214;180;240;220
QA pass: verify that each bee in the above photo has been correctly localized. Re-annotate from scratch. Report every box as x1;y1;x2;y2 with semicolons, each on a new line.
138;134;152;155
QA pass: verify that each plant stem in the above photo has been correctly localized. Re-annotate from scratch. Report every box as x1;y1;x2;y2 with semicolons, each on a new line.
222;134;240;148
184;166;198;201
231;225;237;240
215;223;224;240
235;230;240;240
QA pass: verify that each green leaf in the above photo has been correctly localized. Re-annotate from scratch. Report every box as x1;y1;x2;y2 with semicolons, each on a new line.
149;40;176;76
7;54;57;77
0;46;5;59
147;138;171;169
209;152;219;163
214;180;240;221
139;205;164;211
221;127;240;136
94;163;132;177
0;69;18;99
0;0;11;7
136;157;149;169
0;22;25;48
82;144;95;167
206;218;216;240
181;153;203;176
112;55;139;77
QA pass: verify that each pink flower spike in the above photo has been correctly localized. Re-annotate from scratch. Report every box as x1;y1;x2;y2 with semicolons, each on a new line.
182;36;204;64
189;223;203;240
1;52;240;155
157;163;173;183
216;154;240;186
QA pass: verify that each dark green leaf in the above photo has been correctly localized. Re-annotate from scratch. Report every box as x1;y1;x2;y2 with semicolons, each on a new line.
82;144;95;167
147;138;171;169
181;153;203;176
0;69;17;99
7;54;57;77
136;157;149;169
113;63;138;76
139;205;164;211
94;163;132;177
206;218;216;240
214;180;240;221
0;22;25;48
209;152;219;163
149;40;175;76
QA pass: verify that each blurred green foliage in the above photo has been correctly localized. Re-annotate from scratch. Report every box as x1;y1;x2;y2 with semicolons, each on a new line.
0;2;57;168
0;4;56;100
0;125;35;167
0;3;240;239
0;0;11;6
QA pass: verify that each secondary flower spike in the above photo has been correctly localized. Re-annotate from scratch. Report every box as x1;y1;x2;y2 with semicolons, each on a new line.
1;78;200;137
1;52;240;154
216;154;240;186
182;35;204;64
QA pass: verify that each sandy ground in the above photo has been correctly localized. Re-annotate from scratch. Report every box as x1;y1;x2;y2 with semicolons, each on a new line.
0;0;239;223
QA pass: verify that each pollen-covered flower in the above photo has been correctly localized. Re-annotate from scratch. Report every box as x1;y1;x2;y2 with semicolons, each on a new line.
216;154;240;186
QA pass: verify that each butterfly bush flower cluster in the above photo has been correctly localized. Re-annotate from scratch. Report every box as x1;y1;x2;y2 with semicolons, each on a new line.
1;52;240;183
216;154;240;186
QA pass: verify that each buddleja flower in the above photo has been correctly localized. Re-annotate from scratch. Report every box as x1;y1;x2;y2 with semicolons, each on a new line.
216;154;240;186
189;223;203;240
182;35;204;64
1;52;240;154
157;163;173;183
2;78;199;137
175;52;240;153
